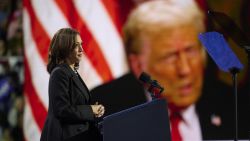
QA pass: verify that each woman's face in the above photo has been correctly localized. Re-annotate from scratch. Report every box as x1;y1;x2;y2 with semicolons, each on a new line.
68;34;83;64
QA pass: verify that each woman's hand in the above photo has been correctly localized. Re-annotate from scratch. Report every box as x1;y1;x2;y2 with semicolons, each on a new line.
91;102;105;118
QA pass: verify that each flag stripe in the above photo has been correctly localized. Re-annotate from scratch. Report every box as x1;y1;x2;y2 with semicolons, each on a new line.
24;57;47;130
101;0;122;34
30;0;70;37
23;9;49;109
73;0;128;79
55;0;113;82
78;55;103;90
23;0;50;63
23;97;42;141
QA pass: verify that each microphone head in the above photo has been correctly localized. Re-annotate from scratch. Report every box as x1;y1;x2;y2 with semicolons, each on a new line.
139;72;165;99
139;72;152;84
150;80;164;97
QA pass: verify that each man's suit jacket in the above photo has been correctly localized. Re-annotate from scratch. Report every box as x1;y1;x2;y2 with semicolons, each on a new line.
40;63;98;141
91;72;249;140
91;72;147;117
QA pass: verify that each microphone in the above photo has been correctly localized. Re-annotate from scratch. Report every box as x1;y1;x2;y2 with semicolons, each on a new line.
139;72;152;90
139;72;164;99
149;80;164;98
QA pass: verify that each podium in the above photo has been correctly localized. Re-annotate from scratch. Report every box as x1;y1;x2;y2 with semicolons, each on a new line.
101;99;171;141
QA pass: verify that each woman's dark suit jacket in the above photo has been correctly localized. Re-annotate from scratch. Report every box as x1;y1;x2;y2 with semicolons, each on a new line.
40;63;97;141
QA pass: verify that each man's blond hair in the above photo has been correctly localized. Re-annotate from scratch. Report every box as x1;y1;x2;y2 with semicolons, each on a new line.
123;0;205;55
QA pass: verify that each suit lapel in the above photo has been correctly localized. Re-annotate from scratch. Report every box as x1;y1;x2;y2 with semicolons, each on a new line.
71;74;90;101
196;99;227;140
62;64;90;101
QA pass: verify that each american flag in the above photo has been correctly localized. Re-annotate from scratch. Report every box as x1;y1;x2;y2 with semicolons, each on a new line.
22;0;135;140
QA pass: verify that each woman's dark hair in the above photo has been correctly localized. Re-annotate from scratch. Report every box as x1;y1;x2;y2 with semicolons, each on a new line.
47;28;80;74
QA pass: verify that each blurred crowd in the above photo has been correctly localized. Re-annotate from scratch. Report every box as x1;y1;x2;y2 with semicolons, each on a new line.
0;0;24;141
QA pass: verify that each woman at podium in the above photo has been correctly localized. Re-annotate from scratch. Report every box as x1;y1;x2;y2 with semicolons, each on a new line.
40;28;105;141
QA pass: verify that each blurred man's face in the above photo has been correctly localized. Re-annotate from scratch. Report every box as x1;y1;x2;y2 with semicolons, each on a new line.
142;25;205;108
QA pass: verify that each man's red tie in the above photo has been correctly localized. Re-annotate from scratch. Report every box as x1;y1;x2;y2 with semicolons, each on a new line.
170;112;182;141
